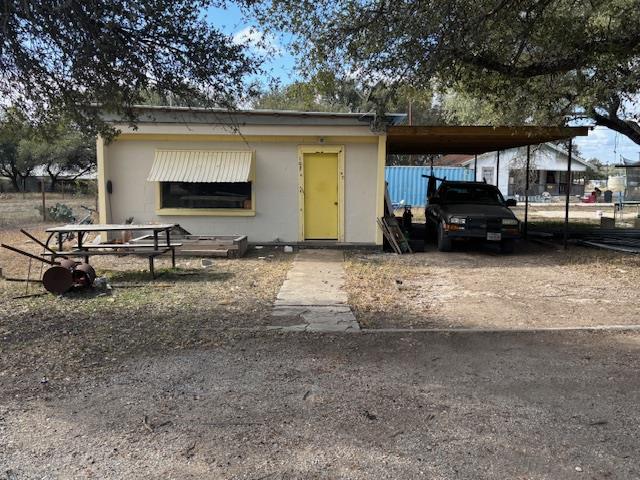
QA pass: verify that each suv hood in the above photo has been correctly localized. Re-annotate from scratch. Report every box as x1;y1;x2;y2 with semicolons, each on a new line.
441;204;517;220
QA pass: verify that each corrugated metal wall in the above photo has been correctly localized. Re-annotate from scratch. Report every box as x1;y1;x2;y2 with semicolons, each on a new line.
385;166;474;206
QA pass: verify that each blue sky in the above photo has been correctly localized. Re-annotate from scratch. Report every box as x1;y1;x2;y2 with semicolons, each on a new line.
573;126;639;164
206;4;297;84
206;5;640;164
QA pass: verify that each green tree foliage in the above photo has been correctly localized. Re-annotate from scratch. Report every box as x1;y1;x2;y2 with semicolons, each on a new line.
0;110;39;191
243;0;640;144
1;1;257;137
18;124;96;191
253;72;443;165
584;158;612;180
254;71;442;124
0;111;95;191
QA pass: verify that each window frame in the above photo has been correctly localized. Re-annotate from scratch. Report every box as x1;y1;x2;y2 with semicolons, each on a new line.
155;152;256;217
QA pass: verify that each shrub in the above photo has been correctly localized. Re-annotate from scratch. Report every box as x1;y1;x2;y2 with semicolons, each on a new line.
35;202;76;222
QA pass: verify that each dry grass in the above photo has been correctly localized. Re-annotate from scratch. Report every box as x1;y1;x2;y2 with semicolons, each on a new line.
0;192;96;227
344;244;640;329
344;252;437;328
0;224;293;399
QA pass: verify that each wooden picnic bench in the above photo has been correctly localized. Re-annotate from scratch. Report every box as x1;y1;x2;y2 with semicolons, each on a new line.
44;224;180;278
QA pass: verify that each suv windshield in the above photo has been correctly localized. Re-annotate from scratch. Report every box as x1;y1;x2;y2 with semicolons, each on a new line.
439;185;504;205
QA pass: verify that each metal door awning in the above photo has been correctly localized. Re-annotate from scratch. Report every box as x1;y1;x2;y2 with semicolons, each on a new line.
386;126;590;155
147;150;254;183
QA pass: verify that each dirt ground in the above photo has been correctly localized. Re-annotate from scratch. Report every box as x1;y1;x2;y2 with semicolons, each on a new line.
2;218;640;478
1;330;639;479
345;242;640;329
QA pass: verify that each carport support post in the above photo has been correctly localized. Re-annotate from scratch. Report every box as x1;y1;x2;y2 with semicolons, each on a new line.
474;154;478;181
524;145;530;239
563;138;573;249
496;151;500;187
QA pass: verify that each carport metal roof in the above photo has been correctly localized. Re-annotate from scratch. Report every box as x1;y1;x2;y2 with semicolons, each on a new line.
386;126;590;155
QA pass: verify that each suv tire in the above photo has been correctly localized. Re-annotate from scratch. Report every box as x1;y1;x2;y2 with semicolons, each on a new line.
500;239;515;254
437;223;453;252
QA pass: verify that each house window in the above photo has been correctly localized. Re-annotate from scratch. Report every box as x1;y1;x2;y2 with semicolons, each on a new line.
482;167;494;184
147;150;256;216
547;171;556;184
160;182;252;209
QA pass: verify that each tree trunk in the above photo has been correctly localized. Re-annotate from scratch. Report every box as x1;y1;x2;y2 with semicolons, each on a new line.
46;163;59;192
9;173;21;192
589;109;640;148
48;175;59;192
0;165;22;192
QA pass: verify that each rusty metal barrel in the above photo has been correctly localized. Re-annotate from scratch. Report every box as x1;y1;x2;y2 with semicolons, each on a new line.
42;265;74;294
59;259;77;270
72;263;96;288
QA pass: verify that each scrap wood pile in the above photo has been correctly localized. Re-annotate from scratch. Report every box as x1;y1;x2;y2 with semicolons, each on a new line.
131;229;248;258
574;229;640;254
531;227;640;253
378;184;412;254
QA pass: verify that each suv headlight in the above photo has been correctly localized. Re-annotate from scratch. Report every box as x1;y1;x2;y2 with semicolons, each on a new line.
502;218;518;226
449;217;466;224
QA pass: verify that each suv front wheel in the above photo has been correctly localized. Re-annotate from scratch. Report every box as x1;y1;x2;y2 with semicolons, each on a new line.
500;239;515;254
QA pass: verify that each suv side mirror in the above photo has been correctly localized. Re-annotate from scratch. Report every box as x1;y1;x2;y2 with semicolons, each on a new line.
505;198;517;207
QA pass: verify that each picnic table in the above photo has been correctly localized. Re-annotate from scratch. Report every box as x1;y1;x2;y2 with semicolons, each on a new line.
43;224;180;278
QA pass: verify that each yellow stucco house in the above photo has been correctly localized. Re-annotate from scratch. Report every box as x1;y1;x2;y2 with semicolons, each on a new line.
97;107;403;246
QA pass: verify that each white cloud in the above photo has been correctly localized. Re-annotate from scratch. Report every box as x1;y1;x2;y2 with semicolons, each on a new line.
575;126;640;164
232;26;282;55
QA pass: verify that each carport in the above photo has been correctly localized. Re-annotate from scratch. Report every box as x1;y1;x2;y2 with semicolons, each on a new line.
385;125;590;247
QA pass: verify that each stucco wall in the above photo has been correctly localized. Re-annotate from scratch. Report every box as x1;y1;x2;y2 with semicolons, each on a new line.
102;138;379;243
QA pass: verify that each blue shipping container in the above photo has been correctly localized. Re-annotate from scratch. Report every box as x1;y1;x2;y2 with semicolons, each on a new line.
385;166;474;207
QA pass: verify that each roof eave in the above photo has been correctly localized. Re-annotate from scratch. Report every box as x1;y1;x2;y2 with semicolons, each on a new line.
386;125;590;155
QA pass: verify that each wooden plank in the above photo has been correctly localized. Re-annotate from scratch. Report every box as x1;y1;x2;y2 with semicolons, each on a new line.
131;234;248;258
178;249;231;257
386;221;405;254
78;243;182;249
377;218;401;254
384;182;394;217
43;249;172;256
46;224;175;233
381;217;412;254
578;240;640;254
135;241;237;250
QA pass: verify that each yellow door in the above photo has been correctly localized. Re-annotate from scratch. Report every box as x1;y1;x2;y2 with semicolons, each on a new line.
304;152;339;239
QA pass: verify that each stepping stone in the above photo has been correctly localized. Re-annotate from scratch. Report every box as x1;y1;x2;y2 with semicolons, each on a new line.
271;249;360;332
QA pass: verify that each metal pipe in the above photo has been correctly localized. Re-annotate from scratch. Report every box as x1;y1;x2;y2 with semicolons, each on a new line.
20;229;66;257
1;243;58;265
524;145;530;239
564;138;573;249
496;151;500;188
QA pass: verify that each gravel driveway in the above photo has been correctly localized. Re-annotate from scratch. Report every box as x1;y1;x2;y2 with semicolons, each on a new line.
2;330;638;479
345;242;640;329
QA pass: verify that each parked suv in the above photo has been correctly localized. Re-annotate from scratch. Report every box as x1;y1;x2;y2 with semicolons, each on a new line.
425;181;520;253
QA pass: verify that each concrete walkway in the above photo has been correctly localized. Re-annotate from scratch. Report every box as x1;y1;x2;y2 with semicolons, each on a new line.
269;249;360;332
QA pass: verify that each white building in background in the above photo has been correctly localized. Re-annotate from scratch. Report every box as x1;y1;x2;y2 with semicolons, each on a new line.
440;143;589;198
